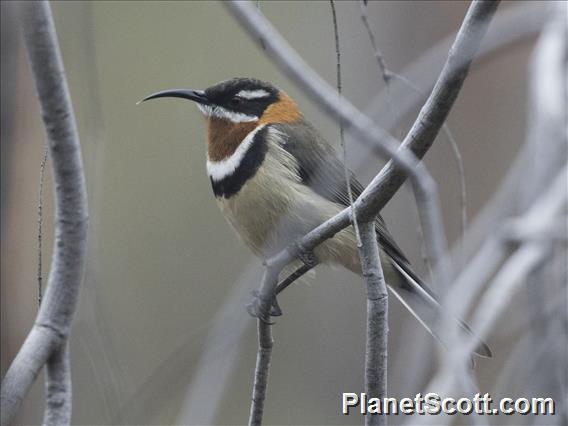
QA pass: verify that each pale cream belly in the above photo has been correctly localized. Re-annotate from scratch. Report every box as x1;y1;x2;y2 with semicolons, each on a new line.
212;138;401;283
215;159;396;278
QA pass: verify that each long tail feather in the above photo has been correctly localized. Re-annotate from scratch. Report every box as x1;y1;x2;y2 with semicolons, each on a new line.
389;260;492;359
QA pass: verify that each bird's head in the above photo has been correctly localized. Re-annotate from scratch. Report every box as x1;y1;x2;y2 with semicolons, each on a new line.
141;77;300;125
141;77;302;166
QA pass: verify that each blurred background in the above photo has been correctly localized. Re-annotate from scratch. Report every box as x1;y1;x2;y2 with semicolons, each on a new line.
1;1;561;425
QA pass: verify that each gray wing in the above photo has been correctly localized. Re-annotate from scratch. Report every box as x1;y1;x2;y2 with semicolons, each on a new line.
272;120;430;293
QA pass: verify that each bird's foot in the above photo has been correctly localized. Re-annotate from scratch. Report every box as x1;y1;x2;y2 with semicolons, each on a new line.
246;289;281;323
296;247;318;269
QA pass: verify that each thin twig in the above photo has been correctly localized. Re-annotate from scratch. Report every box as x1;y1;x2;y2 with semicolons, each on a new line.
330;0;361;247
359;0;390;86
0;1;89;424
37;144;48;306
366;2;547;127
248;265;280;426
391;75;468;261
441;123;468;256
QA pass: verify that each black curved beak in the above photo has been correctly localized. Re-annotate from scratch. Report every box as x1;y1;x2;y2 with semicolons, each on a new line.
138;89;211;105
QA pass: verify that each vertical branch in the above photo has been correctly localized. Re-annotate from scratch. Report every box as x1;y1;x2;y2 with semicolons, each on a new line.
43;343;71;426
1;1;89;424
358;0;390;86
248;264;280;426
358;221;388;426
249;320;273;426
329;0;361;246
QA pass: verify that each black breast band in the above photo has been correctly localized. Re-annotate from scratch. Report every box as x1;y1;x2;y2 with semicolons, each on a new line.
210;126;269;198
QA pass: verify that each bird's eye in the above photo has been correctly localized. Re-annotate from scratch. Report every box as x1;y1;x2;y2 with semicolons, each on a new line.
229;97;243;107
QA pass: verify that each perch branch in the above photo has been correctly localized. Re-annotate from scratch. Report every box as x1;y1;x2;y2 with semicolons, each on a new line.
358;221;388;426
0;1;88;424
248;264;280;426
43;343;72;426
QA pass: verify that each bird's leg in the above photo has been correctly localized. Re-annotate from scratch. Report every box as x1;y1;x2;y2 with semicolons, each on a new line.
275;261;317;295
246;257;280;323
271;249;319;315
247;250;319;320
247;288;276;324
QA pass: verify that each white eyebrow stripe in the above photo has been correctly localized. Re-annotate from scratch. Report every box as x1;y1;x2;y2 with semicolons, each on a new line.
236;89;271;100
196;104;257;123
206;125;267;181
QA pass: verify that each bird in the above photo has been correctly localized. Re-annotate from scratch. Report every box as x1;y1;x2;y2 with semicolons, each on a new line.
140;77;492;359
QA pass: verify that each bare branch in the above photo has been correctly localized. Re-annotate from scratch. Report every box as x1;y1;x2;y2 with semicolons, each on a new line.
0;1;88;424
359;0;391;86
358;221;388;426
330;0;361;246
248;265;279;426
43;343;71;426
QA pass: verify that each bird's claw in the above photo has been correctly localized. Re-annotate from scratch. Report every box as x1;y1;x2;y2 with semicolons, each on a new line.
247;289;281;323
270;297;283;316
297;247;317;268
